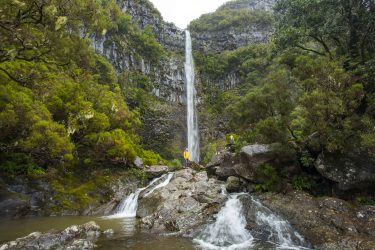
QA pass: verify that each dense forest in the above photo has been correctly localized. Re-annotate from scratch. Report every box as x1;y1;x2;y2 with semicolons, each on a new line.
0;0;170;176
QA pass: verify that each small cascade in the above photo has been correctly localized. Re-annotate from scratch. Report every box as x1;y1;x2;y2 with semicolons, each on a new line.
251;197;308;249
107;173;173;219
144;173;173;197
194;193;254;249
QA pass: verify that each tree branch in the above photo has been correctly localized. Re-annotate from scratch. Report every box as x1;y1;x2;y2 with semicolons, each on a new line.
296;44;326;56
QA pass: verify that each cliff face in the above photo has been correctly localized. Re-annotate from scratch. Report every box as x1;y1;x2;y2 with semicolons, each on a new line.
189;0;275;53
92;0;186;104
89;0;188;159
116;0;185;51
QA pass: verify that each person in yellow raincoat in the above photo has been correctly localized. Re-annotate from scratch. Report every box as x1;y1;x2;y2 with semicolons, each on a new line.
183;148;190;167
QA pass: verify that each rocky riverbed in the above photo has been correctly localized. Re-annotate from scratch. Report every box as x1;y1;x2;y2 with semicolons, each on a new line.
0;221;109;250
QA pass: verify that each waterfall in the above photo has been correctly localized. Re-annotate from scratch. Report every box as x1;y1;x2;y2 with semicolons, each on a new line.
194;193;310;250
106;173;173;219
194;193;254;249
144;173;173;197
251;197;308;250
185;30;200;162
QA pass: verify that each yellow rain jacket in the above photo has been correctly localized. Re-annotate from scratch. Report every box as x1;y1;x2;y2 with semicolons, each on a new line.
183;150;190;161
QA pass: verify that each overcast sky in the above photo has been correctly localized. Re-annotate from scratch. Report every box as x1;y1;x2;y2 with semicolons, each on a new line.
148;0;230;29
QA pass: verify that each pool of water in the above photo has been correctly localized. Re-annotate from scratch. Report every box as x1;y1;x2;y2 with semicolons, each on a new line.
0;216;196;249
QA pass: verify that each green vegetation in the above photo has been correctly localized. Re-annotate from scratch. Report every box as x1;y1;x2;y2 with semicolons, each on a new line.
196;0;375;172
189;9;273;33
0;0;167;178
254;164;280;192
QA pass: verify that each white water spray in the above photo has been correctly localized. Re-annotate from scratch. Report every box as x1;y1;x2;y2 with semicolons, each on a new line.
194;193;254;249
106;173;173;218
144;173;173;197
185;30;200;162
251;197;308;249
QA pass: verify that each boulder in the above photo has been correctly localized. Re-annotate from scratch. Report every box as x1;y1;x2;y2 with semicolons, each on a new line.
133;156;144;168
0;194;29;218
206;150;232;169
0;221;105;250
137;168;226;234
315;151;375;190
145;165;169;179
205;144;278;182
241;144;271;157
234;144;276;182
225;176;241;193
256;191;375;249
187;162;204;171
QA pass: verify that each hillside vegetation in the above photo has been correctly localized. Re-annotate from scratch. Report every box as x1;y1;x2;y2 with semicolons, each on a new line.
0;0;167;177
197;0;375;187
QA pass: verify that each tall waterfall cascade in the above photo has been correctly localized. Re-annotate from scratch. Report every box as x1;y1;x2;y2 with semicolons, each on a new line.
106;173;173;219
185;30;200;162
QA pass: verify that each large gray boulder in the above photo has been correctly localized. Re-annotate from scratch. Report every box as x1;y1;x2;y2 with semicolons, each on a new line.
315;151;375;190
233;144;276;181
137;168;226;234
145;165;169;179
0;221;105;250
205;144;279;182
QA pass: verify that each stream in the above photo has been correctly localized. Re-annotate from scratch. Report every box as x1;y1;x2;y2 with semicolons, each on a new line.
0;216;195;249
0;173;311;249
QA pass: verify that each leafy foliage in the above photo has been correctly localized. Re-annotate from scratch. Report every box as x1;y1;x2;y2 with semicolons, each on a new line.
189;8;273;33
254;164;280;192
0;0;166;176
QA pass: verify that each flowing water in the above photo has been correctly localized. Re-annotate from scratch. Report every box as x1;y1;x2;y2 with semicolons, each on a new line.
107;173;173;219
0;216;195;249
194;193;310;250
194;193;254;249
185;30;200;162
251;197;308;250
0;175;311;250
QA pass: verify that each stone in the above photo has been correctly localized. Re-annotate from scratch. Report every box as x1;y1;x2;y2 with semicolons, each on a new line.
315;151;375;190
145;165;169;178
133;156;144;168
0;221;101;250
137;168;226;234
226;176;241;193
240;144;271;157
256;191;375;249
187;161;204;171
206;150;232;169
233;144;276;181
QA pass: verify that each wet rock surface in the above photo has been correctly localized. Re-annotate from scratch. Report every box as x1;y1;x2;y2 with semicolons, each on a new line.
256;191;375;249
145;165;170;179
0;221;105;250
315;151;375;190
137;168;226;234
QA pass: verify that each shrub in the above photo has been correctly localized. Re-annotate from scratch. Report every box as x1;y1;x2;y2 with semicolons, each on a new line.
254;164;279;192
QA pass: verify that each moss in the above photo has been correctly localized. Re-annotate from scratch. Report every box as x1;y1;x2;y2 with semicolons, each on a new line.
50;173;113;213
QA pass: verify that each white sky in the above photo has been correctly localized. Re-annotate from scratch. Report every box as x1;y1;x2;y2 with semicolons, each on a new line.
148;0;230;29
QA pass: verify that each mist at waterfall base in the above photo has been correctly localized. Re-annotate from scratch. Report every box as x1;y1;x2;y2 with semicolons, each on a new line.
185;30;200;162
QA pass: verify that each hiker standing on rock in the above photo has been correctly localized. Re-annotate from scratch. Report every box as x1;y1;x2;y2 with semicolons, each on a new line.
183;148;190;167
